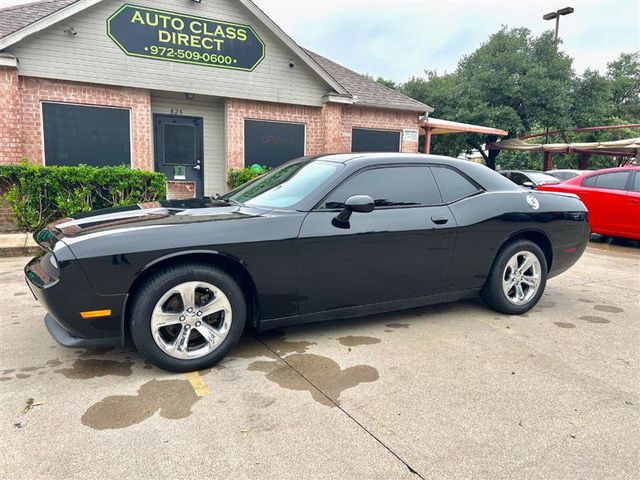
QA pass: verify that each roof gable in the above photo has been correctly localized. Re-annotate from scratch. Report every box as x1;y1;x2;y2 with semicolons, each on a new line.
0;0;79;39
0;0;431;113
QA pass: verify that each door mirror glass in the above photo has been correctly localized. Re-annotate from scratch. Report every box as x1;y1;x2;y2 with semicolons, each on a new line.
332;195;374;228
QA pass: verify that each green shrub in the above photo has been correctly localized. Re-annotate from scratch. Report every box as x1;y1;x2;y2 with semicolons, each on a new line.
0;162;166;231
227;165;269;189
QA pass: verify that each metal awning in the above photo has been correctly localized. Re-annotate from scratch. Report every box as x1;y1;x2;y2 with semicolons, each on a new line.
420;118;508;136
488;137;640;156
488;136;640;170
419;117;508;154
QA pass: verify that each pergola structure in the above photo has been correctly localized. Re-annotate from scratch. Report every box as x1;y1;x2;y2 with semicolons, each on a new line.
419;117;508;154
488;124;640;170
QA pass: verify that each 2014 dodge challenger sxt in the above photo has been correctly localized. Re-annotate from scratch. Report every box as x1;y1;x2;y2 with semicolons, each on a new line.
26;154;589;372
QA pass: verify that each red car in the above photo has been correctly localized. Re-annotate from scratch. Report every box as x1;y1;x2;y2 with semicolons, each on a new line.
537;166;640;240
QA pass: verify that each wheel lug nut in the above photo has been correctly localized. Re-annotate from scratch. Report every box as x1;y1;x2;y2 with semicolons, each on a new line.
179;316;185;321
197;311;203;316
195;321;201;327
187;307;193;313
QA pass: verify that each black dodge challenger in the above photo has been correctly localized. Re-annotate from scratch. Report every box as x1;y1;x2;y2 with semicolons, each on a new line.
26;154;589;372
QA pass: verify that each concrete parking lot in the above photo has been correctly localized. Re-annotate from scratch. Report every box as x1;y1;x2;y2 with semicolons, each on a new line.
1;243;638;480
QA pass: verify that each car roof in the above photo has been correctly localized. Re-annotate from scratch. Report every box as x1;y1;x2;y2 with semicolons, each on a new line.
582;166;640;174
306;152;521;192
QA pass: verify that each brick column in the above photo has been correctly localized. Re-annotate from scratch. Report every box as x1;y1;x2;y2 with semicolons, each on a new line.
0;66;22;163
321;102;347;153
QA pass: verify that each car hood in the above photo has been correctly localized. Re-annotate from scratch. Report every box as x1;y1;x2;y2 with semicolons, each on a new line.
34;199;271;247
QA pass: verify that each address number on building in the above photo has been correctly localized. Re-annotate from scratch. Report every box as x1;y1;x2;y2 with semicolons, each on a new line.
107;4;265;71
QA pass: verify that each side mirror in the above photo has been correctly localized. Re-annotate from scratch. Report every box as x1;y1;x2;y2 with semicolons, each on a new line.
345;195;375;213
332;195;374;228
522;181;535;188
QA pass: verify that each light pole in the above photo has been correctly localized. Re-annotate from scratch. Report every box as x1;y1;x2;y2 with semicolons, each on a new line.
543;7;574;45
541;6;574;171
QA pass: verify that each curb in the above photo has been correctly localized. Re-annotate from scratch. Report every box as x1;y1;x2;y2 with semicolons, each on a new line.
0;233;39;257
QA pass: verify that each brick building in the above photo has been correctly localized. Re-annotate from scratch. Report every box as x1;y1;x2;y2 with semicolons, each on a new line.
0;0;431;200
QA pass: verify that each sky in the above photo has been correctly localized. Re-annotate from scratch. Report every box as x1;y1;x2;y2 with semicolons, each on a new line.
3;0;639;81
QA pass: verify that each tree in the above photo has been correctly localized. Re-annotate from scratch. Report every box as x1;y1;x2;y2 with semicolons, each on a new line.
607;52;640;122
400;27;574;169
363;74;398;90
570;69;613;128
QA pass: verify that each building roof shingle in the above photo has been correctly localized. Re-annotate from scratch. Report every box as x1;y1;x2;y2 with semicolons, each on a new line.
304;49;431;113
0;0;79;39
0;0;431;113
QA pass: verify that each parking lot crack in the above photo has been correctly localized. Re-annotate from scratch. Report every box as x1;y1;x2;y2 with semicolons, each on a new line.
257;338;425;479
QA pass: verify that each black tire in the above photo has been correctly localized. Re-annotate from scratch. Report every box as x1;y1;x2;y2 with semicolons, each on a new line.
481;240;548;315
129;262;246;372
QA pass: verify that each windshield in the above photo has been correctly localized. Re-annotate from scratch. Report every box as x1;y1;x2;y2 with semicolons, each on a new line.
222;160;340;208
528;172;560;184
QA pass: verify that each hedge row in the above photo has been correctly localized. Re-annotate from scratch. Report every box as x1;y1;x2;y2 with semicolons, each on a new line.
227;165;269;189
0;163;166;231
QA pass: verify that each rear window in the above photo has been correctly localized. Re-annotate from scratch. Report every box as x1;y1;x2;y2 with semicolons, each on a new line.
582;172;629;191
528;172;560;184
431;167;481;203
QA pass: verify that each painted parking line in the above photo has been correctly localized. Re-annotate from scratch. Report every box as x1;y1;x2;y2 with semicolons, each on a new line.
185;371;210;397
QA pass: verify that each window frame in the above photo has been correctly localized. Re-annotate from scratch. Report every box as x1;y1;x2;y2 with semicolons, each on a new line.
351;127;402;153
40;101;133;168
314;163;446;211
430;165;484;204
243;118;307;168
580;171;632;192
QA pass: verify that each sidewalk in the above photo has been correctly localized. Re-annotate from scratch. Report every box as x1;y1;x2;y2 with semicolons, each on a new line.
0;233;39;257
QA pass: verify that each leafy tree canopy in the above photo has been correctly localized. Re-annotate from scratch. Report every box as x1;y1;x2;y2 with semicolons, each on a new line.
388;26;639;169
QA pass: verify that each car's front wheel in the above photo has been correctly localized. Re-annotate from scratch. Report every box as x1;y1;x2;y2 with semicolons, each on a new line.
129;263;246;372
481;240;548;315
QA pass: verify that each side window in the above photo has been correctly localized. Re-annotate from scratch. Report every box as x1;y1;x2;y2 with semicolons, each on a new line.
322;166;442;209
510;172;529;185
632;173;640;193
582;172;629;191
431;167;481;203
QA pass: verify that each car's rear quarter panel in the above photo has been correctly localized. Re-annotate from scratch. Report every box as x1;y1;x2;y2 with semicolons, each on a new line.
445;191;589;290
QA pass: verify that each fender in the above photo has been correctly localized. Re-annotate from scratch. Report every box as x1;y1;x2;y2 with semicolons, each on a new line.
120;249;257;344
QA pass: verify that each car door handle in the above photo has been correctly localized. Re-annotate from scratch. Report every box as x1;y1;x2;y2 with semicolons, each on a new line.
431;215;449;225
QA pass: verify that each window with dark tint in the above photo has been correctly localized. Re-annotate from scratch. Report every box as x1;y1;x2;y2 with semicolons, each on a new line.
431;167;480;202
244;120;305;169
42;102;130;167
582;172;629;191
323;166;442;209
632;173;640;193
162;123;195;165
510;172;530;186
351;128;401;152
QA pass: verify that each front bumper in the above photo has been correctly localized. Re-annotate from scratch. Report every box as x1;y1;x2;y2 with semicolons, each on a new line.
25;252;126;346
44;313;120;348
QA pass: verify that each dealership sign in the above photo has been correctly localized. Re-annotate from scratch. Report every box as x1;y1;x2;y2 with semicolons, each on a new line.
107;4;265;71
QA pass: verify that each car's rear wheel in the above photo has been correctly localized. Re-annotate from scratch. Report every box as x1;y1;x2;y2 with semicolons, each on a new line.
481;240;547;315
129;263;246;372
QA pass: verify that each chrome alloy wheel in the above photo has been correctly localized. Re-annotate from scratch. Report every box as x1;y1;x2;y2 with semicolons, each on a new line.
501;251;542;306
150;281;232;360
